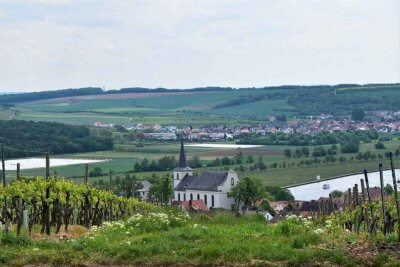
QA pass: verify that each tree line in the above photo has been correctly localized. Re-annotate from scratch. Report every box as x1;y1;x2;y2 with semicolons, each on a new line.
0;120;113;158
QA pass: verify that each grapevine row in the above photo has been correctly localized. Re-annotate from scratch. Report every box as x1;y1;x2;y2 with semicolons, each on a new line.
0;177;157;235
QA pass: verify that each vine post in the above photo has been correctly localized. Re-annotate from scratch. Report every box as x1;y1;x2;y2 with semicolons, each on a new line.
44;152;51;235
378;163;387;234
2;145;8;234
16;163;20;180
360;179;369;230
363;169;375;234
84;164;89;186
109;170;113;222
389;152;400;241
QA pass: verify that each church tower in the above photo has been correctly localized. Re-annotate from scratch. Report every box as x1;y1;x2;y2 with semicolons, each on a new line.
173;138;193;189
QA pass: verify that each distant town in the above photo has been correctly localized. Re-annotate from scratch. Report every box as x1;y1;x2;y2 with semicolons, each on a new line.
94;110;400;141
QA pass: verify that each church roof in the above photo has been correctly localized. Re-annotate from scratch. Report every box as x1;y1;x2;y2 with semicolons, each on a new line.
178;138;188;168
175;170;228;191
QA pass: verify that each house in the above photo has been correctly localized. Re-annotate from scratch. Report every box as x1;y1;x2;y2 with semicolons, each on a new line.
173;139;239;210
180;200;209;212
138;180;152;201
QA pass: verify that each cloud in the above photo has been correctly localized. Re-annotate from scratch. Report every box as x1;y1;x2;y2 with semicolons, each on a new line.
0;0;399;91
0;0;70;4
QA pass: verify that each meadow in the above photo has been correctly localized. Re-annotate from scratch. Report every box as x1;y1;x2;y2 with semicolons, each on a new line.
1;209;399;266
4;138;399;189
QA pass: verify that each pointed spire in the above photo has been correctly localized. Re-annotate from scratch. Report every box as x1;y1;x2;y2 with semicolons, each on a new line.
178;137;188;168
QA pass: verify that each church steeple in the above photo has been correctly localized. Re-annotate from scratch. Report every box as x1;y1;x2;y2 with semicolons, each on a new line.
173;138;193;190
178;138;188;168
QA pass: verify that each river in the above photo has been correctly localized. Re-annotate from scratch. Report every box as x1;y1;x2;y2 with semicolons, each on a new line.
287;169;400;201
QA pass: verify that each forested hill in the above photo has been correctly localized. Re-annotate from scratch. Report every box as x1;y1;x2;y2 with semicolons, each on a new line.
0;87;103;104
0;120;113;158
1;83;398;104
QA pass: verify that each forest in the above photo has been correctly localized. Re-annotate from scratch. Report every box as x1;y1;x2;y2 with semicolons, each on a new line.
0;120;113;158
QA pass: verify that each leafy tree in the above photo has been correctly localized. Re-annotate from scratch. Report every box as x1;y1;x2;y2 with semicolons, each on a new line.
283;149;292;159
246;155;254;163
301;147;310;157
151;175;173;205
330;190;343;198
228;177;265;210
265;186;294;201
341;142;359;153
188;156;202;168
89;167;103;177
221;157;231;166
384;183;394;195
260;200;275;216
375;142;386;149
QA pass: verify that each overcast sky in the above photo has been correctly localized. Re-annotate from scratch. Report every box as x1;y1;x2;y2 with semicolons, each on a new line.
0;0;399;92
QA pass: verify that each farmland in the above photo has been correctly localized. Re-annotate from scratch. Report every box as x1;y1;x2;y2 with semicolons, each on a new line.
1;83;398;127
3;137;400;190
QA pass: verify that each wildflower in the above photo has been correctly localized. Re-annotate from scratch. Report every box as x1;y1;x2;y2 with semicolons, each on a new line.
314;228;325;235
126;241;131;245
33;248;39;251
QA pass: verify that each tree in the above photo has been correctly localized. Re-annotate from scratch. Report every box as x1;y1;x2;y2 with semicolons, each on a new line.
188;156;202;168
265;185;294;201
260;200;275;216
89;167;103;177
330;190;343;198
246;155;254;163
221;157;231;166
352;108;365;121
341;142;359;153
228;177;265;211
384;183;394;195
375;142;386;149
283;149;292;159
151;175;173;205
301;147;310;157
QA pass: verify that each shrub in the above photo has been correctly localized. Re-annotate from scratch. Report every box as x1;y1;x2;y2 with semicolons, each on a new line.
375;142;385;149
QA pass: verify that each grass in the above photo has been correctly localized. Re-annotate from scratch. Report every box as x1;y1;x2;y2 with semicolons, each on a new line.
0;212;358;266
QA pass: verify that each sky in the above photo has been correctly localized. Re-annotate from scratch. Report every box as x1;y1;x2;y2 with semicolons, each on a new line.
0;0;399;92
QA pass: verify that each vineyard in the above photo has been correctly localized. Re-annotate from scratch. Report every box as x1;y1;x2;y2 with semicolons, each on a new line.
0;177;157;236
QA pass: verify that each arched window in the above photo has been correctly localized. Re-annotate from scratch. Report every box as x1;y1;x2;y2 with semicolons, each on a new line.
211;195;215;207
190;193;193;200
177;173;179;180
204;194;208;205
178;193;180;201
231;178;235;186
197;194;200;200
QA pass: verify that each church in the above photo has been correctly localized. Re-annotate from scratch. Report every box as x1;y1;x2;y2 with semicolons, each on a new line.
173;140;239;210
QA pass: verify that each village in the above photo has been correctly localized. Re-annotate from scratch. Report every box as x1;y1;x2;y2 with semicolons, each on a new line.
94;110;400;141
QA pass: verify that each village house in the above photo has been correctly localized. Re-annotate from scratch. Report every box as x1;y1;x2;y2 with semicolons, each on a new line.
138;180;152;201
173;140;239;210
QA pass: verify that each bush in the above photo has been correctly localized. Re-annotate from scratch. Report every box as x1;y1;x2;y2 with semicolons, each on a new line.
341;142;359;153
375;142;386;149
0;233;32;246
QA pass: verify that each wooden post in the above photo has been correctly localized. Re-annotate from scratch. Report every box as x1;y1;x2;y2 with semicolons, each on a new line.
329;193;334;213
45;152;50;179
84;164;89;186
389;152;400;240
16;163;20;180
109;170;113;222
354;184;359;207
360;179;369;230
1;145;8;234
348;188;352;210
54;170;57;179
364;169;375;233
379;163;387;233
44;152;50;235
